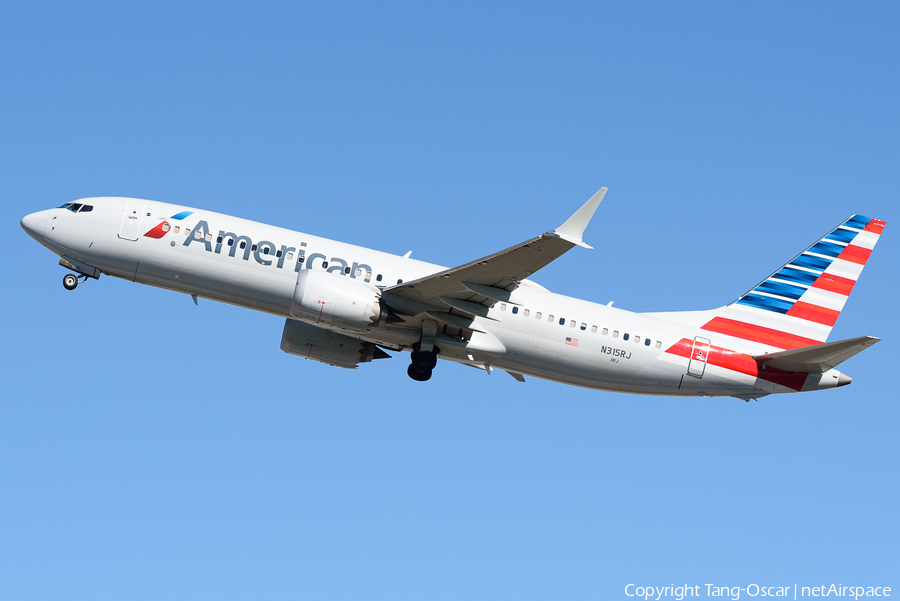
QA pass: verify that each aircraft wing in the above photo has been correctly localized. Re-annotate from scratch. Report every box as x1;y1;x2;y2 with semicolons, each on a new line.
754;336;880;373
381;188;606;316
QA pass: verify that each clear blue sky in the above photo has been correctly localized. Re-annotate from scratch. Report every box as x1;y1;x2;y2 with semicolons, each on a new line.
2;2;897;599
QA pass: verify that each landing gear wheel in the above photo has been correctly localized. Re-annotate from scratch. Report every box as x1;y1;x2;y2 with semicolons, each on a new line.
407;364;432;382
63;273;78;290
411;350;438;372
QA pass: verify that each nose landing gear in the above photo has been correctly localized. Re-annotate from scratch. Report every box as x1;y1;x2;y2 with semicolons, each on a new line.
62;272;94;290
59;256;101;290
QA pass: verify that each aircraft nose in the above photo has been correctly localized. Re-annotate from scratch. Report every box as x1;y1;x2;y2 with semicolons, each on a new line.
20;210;49;243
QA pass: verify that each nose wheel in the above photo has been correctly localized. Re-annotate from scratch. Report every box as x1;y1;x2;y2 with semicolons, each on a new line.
62;273;91;290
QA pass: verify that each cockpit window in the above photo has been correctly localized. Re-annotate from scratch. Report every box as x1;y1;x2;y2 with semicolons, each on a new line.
56;202;93;213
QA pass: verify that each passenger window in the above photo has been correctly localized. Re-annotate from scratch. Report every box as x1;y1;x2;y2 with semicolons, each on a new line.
523;309;530;317
623;333;629;341
195;230;203;239
286;252;293;260
634;336;640;344
205;233;212;242
185;229;190;236
591;325;597;333
500;303;507;311
613;330;619;338
276;250;282;258
344;266;351;274
656;341;662;349
512;306;518;314
356;268;363;277
239;241;246;249
397;279;402;284
174;226;180;234
322;261;328;268
602;328;608;335
580;323;586;330
570;320;576;328
548;315;554;322
645;338;651;346
228;238;234;247
536;312;542;319
376;274;383;282
251;244;258;251
365;271;372;280
217;236;223;244
263;246;270;255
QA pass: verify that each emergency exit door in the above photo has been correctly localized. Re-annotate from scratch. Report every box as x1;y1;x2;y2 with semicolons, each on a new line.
687;336;711;378
118;201;145;241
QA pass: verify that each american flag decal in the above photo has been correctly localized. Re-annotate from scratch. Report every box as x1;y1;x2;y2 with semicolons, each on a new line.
565;337;578;347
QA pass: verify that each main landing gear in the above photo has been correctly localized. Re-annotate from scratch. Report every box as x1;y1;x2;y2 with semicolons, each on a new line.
407;319;440;382
407;345;439;381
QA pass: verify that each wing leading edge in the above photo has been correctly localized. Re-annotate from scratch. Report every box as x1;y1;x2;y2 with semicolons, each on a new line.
381;188;607;316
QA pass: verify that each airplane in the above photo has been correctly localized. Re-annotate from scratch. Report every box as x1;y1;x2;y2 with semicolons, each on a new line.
20;189;885;400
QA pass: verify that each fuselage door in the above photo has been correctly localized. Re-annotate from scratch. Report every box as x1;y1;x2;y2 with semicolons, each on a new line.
118;201;145;241
687;336;711;378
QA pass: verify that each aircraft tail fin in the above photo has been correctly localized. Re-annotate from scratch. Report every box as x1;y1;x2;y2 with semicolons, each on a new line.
693;215;885;350
755;335;880;373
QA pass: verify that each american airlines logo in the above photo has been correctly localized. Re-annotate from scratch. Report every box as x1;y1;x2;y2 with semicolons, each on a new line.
144;216;376;282
143;220;172;238
142;210;192;239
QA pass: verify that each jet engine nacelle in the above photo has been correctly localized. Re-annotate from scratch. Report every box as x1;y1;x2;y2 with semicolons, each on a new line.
280;318;390;369
291;269;387;330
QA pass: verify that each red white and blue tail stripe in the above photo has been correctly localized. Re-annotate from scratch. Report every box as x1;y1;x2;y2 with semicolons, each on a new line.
702;215;885;350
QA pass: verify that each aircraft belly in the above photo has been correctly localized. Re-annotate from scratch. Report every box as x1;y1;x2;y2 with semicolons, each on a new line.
490;324;772;396
492;326;653;390
69;234;296;316
143;254;294;315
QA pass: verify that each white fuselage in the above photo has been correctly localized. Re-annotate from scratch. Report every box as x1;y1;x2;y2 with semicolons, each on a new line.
21;197;850;398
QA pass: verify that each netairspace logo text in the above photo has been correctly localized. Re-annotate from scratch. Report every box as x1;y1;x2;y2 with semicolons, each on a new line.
624;584;891;600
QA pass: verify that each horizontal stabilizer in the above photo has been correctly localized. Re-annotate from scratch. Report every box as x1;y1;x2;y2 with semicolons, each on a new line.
755;336;880;373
